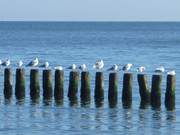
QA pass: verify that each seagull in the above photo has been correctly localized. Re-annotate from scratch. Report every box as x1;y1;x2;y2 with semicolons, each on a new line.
54;66;63;71
0;59;2;65
137;66;146;72
79;64;87;71
26;57;39;67
155;66;165;73
122;63;133;71
39;62;49;68
167;70;176;75
2;59;11;67
107;64;119;72
93;59;104;70
67;64;77;70
17;60;23;67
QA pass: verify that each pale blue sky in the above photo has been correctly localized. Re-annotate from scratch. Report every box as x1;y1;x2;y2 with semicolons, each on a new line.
0;0;180;21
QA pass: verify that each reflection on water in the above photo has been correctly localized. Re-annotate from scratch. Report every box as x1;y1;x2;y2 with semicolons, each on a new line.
81;100;90;108
122;108;133;133
108;108;118;131
138;109;149;133
0;99;178;134
54;100;63;106
16;99;25;105
95;108;105;130
165;111;176;134
43;99;52;106
30;99;40;105
4;99;12;105
151;109;162;134
166;111;176;122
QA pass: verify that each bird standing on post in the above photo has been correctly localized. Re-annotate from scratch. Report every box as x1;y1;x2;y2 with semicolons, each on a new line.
2;59;11;67
26;57;39;67
54;66;63;71
17;60;23;68
93;59;104;70
167;70;176;75
79;64;87;71
67;64;77;71
39;62;49;69
137;66;146;72
107;64;119;72
122;63;133;71
155;66;165;73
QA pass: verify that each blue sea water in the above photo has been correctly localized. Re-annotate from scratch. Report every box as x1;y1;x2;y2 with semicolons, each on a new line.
0;22;180;134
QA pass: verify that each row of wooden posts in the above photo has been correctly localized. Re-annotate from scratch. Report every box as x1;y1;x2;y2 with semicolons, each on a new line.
3;68;176;110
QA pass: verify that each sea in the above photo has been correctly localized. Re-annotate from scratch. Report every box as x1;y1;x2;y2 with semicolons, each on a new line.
0;22;180;134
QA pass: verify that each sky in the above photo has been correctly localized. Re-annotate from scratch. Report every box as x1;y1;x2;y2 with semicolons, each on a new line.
0;0;180;21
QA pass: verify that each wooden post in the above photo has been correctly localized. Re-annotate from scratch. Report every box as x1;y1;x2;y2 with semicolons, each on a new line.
54;69;64;101
15;68;25;100
94;72;104;102
122;73;133;108
151;74;162;108
4;68;13;99
80;71;91;103
137;74;150;104
69;97;78;107
165;74;176;110
108;72;118;108
30;69;40;100
68;71;79;99
43;69;53;100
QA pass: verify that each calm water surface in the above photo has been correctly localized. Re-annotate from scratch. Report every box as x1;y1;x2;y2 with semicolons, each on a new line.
0;22;180;134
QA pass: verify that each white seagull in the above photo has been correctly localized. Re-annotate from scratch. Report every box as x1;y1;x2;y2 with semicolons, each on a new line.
2;59;11;67
137;66;146;72
167;70;176;75
79;64;87;71
67;64;77;70
17;60;23;67
0;59;2;65
39;62;49;68
54;66;63;71
122;63;133;71
155;66;165;73
107;64;119;72
93;59;104;70
27;57;39;67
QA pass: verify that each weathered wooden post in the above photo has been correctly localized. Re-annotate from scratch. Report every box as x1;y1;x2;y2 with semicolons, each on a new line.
4;68;13;99
108;72;118;108
151;74;162;108
30;69;40;100
137;74;150;107
165;74;176;110
43;69;53;100
15;68;25;100
94;72;104;108
68;71;79;99
80;71;91;103
122;73;133;108
54;69;64;101
94;72;104;101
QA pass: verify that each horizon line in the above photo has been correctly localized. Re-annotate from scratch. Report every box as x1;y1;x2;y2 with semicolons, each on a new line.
0;20;180;23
